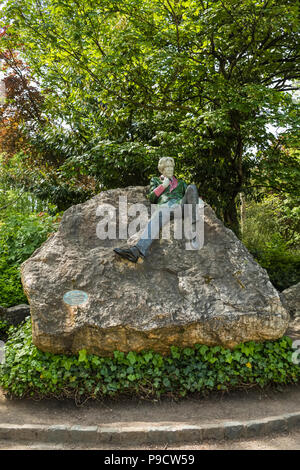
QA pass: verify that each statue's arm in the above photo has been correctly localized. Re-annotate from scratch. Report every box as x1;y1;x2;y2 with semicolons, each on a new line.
149;177;162;203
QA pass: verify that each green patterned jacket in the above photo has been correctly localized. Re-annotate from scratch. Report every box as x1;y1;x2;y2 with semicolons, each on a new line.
148;176;188;206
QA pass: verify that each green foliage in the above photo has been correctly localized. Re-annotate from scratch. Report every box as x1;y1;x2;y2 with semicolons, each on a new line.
0;152;94;212
246;196;299;250
0;319;299;401
251;246;300;292
0;320;14;342
2;0;299;229
1;214;49;263
0;257;27;307
251;138;300;212
0;183;61;307
0;319;9;336
0;211;59;265
0;320;9;332
242;194;300;291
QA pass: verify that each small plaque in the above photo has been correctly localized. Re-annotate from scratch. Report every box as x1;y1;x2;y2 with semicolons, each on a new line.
63;290;89;306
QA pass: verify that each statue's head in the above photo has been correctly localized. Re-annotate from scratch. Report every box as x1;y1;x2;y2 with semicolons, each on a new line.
158;157;174;179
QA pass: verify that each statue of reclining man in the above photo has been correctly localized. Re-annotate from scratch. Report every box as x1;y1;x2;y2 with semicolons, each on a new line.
114;157;203;263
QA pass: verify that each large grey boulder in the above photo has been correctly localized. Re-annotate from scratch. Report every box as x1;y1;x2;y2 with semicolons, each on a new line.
21;186;289;356
281;282;300;340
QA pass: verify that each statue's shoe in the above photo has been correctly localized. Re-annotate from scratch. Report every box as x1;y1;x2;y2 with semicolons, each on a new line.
113;246;143;263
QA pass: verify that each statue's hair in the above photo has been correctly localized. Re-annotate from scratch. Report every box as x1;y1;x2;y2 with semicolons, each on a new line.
158;157;174;173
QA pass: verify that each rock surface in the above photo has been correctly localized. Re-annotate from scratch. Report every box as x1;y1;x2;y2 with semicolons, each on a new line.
281;282;300;340
21;186;289;355
0;304;30;326
281;283;300;318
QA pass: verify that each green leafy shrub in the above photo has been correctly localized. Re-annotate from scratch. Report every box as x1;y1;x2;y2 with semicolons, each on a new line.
242;196;300;291
0;211;60;307
1;152;94;212
0;319;299;401
0;257;27;307
0;212;59;265
250;245;300;292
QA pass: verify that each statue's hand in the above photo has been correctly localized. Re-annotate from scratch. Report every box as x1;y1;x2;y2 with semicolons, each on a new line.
162;177;170;188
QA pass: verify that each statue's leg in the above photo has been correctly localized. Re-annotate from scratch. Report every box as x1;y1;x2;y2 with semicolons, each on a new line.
181;184;200;223
182;184;199;205
136;205;173;257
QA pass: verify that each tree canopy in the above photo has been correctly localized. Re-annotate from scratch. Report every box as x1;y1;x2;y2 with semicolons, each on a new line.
1;0;299;231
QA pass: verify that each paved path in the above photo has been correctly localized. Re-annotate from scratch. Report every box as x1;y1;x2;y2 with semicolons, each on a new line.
1;385;300;426
0;384;300;448
0;430;299;450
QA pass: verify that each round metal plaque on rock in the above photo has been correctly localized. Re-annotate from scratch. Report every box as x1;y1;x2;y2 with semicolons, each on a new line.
63;290;89;306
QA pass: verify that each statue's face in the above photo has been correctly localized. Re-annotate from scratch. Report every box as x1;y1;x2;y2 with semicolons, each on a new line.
161;161;174;179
